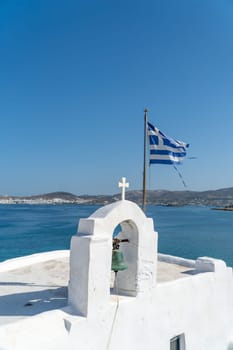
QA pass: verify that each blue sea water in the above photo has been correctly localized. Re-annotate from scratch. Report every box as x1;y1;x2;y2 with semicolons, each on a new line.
0;204;233;266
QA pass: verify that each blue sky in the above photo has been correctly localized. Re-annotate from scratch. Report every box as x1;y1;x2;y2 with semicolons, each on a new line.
1;0;233;195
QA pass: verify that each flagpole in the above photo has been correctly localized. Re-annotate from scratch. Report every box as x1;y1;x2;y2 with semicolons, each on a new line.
142;108;148;213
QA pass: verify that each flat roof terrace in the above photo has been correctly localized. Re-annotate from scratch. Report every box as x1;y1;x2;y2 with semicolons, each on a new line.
157;260;196;282
0;251;196;326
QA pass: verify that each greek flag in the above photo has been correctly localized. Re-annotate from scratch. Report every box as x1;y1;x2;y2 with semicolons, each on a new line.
147;122;189;165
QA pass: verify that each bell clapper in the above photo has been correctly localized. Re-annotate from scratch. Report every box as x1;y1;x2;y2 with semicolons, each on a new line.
114;271;118;297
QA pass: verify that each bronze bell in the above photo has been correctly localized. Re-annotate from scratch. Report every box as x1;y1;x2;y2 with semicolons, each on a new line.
111;249;128;272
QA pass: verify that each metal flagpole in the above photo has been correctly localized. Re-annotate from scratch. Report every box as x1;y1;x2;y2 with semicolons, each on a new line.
142;108;148;213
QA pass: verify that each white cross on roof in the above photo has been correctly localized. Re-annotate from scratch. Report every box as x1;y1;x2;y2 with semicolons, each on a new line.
118;177;129;200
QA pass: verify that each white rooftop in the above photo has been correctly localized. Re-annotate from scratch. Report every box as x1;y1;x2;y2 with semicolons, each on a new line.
0;250;196;327
1;193;233;350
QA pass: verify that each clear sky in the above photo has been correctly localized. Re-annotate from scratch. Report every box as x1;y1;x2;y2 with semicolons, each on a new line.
1;0;233;196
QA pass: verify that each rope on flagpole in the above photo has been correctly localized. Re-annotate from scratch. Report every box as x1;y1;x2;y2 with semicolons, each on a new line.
173;165;187;188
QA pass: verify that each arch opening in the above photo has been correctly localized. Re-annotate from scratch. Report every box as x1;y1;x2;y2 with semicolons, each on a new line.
111;219;139;297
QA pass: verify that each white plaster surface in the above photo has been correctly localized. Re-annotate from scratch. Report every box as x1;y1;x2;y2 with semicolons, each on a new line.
0;251;69;325
1;201;233;350
69;200;158;316
158;252;196;268
0;250;233;349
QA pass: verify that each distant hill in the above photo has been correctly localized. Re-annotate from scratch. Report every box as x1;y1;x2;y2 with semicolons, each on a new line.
126;188;233;206
1;188;233;206
28;192;79;200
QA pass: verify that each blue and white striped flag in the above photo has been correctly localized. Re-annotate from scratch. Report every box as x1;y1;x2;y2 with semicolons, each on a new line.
147;122;189;165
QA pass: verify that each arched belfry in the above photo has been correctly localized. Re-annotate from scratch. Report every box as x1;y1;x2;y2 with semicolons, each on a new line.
68;179;158;317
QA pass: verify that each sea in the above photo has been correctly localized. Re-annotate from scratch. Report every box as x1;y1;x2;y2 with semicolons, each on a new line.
0;204;233;266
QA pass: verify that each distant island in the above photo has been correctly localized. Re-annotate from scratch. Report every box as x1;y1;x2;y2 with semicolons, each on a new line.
1;187;233;207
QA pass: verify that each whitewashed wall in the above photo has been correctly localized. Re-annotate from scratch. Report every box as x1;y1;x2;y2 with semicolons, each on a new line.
1;256;233;350
1;200;233;350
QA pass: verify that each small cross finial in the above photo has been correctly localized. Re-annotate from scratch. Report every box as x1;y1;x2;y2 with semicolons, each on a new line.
118;177;129;200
